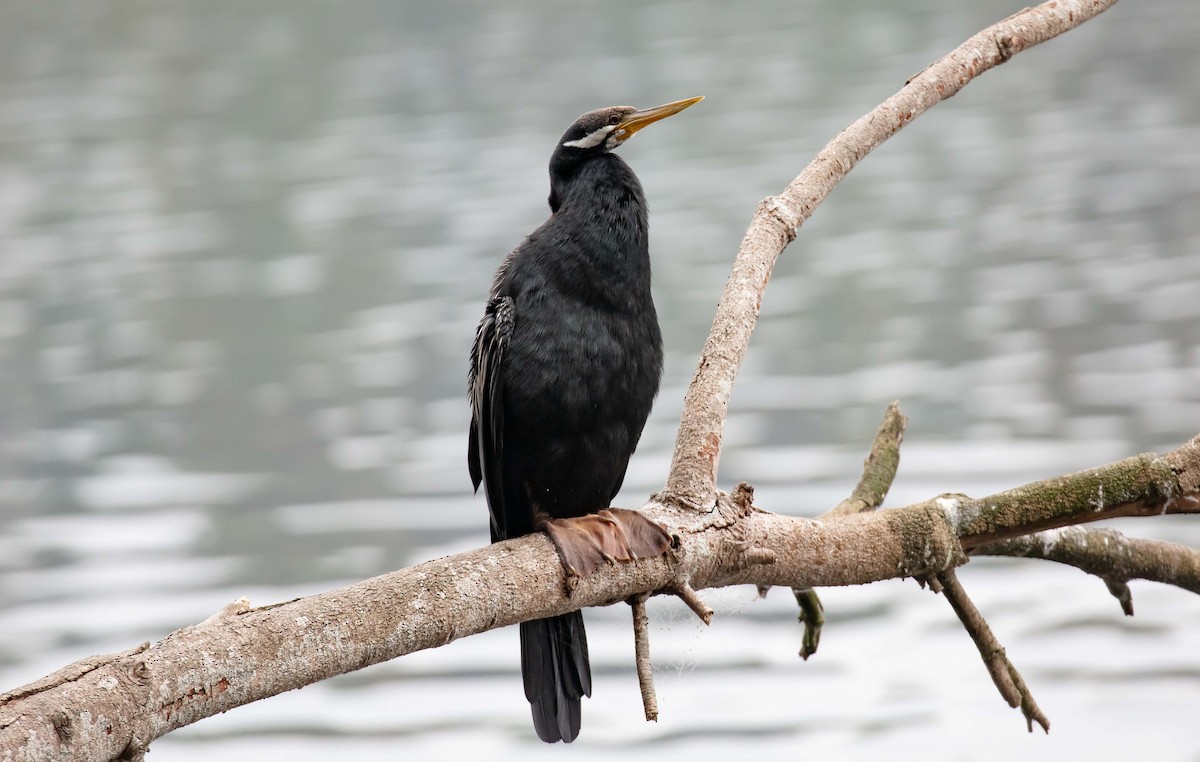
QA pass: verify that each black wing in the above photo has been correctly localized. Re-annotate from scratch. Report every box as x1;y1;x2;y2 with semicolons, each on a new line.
468;295;516;543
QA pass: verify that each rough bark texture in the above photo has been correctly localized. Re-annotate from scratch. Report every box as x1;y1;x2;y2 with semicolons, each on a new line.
944;446;1197;548
975;526;1200;597
934;568;1050;733
829;401;907;517
4;434;1200;760
662;0;1120;508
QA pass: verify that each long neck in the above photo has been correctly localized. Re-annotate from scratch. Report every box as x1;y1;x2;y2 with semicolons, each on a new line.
546;153;651;305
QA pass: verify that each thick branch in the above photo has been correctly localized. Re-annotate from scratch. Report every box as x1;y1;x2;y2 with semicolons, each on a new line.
663;0;1119;508
6;432;1199;759
941;436;1200;548
0;506;914;760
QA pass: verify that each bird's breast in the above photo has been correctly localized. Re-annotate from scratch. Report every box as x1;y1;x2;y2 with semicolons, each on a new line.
503;290;662;433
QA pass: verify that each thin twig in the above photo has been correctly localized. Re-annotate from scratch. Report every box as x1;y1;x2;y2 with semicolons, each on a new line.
792;588;824;660
935;568;1050;733
973;525;1200;613
670;581;714;625
1103;579;1134;617
792;402;908;657
828;401;907;517
630;595;658;722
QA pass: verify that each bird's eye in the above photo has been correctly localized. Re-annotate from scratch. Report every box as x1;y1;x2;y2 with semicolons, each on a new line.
607;114;621;125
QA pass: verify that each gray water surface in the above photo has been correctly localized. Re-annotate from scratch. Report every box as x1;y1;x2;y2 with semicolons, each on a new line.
2;1;1200;759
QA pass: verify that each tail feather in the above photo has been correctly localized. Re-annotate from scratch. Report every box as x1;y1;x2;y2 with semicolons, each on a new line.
520;612;591;743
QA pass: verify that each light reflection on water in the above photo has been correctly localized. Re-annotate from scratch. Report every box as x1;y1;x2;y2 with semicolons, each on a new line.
2;0;1200;759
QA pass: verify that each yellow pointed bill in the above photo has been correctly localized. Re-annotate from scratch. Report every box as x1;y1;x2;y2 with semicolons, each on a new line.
616;96;704;139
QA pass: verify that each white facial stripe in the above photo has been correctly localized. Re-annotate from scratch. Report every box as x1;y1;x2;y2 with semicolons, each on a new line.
563;124;615;149
605;129;627;149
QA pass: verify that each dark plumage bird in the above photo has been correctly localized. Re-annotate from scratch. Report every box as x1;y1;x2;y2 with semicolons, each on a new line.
468;97;702;743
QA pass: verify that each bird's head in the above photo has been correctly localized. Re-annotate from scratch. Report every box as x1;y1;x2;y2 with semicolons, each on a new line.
556;96;704;157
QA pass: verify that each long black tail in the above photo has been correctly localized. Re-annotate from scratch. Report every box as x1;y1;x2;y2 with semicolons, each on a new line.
520;611;592;742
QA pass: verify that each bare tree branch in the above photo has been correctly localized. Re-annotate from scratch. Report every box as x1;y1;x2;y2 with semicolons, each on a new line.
908;439;1200;728
944;436;1200;548
830;400;908;516
629;595;658;722
5;430;1199;759
667;580;715;625
973;526;1200;610
0;643;149;708
793;402;907;656
792;587;824;660
663;0;1120;509
934;568;1051;733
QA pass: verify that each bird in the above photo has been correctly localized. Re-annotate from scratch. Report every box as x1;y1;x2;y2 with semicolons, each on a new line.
468;96;702;743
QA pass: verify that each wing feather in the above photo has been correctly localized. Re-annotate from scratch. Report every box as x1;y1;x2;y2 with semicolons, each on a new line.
468;295;516;542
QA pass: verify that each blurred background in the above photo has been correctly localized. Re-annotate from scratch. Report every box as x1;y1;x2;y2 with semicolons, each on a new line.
2;0;1199;759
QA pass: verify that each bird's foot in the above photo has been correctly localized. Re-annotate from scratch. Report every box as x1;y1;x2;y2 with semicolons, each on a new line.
542;508;674;588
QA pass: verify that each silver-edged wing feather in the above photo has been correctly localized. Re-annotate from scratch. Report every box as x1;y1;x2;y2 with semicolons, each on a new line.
468;295;516;543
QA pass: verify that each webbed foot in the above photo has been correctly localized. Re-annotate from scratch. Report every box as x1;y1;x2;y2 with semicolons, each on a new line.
542;508;673;586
